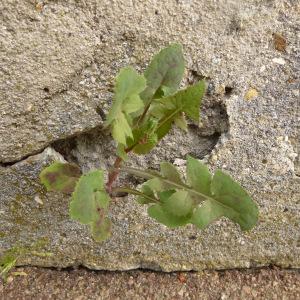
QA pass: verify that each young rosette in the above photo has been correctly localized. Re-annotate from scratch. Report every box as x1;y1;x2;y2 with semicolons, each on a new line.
125;156;259;231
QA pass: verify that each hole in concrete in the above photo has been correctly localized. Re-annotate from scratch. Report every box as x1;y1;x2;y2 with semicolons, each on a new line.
224;86;234;97
262;159;268;164
95;106;106;121
51;127;115;173
51;96;229;181
228;17;242;34
52;136;79;165
187;69;206;85
185;132;221;160
43;87;50;93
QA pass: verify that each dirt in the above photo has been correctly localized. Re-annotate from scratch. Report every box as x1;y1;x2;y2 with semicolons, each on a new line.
1;267;300;299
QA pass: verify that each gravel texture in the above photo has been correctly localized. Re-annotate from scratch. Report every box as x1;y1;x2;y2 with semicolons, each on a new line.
1;267;300;300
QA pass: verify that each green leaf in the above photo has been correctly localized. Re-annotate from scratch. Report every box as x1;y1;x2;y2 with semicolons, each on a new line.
133;133;158;154
157;190;176;202
155;118;173;141
105;67;146;145
112;186;159;204
154;80;205;122
148;204;191;228
40;162;81;194
70;170;108;223
210;170;259;230
112;112;133;145
191;170;259;231
116;144;128;161
122;94;144;114
119;118;160;156
140;44;185;103
151;80;206;140
162;190;194;217
137;184;156;204
121;166;190;194
181;80;205;122
186;155;212;197
69;170;111;241
160;162;184;185
141;163;183;193
147;189;191;227
128;119;159;155
190;200;224;229
91;217;111;242
174;112;188;131
0;252;17;282
122;163;258;231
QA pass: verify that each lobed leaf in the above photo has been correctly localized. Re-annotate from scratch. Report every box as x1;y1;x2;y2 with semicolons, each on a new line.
122;157;258;231
151;80;206;140
209;170;259;231
109;47;204;156
40;162;81;194
140;44;185;103
186;155;211;197
105;67;146;145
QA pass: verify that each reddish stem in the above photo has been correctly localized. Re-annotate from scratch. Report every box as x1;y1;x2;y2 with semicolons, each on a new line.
106;100;153;194
106;157;122;193
106;143;137;194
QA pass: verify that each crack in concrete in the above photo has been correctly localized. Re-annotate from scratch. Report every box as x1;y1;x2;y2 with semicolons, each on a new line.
0;125;104;167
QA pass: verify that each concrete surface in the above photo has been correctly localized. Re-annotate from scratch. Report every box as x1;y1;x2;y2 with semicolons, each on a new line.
0;0;299;271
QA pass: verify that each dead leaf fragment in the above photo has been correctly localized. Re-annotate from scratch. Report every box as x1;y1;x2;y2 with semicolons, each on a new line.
245;88;258;101
273;33;287;52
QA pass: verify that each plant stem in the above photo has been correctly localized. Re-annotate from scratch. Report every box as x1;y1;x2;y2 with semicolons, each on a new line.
106;156;123;193
106;97;154;193
119;166;212;203
135;102;151;127
112;186;159;203
106;143;139;194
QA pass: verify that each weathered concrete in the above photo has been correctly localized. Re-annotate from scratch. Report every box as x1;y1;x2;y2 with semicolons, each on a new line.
0;0;299;271
0;0;102;163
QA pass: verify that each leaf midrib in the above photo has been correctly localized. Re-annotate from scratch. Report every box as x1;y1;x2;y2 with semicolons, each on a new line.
121;167;248;218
